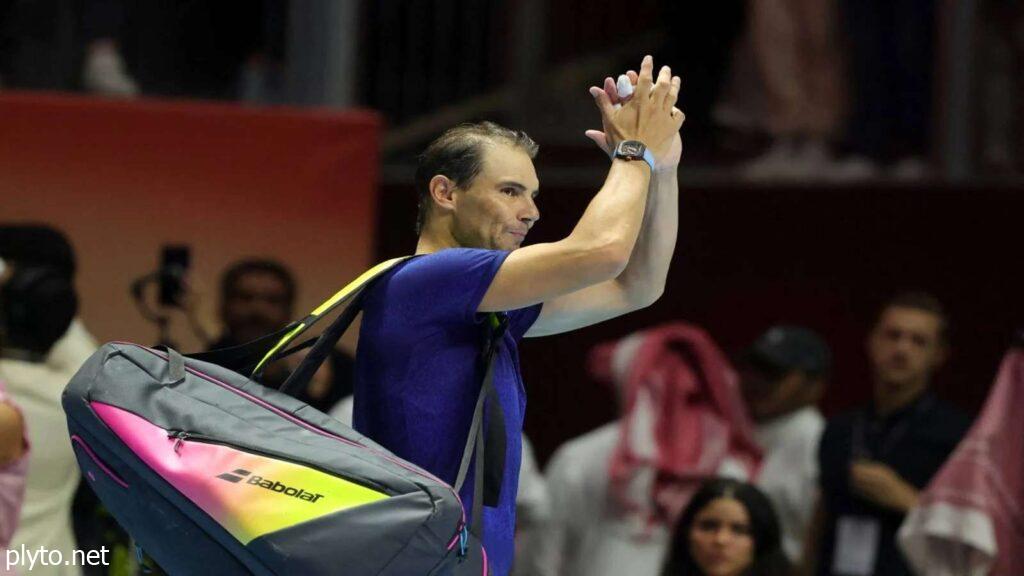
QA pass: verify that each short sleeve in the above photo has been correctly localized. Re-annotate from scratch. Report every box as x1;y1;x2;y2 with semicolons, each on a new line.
385;248;510;327
507;303;543;340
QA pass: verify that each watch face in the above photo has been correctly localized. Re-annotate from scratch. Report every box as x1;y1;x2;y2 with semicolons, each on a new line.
620;141;644;157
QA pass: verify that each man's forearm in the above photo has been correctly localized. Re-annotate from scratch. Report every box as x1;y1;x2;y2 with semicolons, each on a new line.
567;159;652;268
614;165;678;305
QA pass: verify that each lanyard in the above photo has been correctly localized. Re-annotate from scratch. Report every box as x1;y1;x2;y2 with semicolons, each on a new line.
851;395;935;461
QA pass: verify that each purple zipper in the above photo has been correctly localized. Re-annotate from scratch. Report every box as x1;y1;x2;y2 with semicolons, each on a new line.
128;344;468;528
71;435;129;488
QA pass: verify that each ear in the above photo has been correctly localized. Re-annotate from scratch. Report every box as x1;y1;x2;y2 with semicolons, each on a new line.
428;175;457;213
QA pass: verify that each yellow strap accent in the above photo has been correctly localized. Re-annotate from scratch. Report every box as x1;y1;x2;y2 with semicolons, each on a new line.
253;257;409;374
310;257;409;316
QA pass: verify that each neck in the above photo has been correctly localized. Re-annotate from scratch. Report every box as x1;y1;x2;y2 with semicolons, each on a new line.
416;223;459;255
874;379;928;417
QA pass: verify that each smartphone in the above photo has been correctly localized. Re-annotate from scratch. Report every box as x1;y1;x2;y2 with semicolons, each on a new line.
159;245;191;307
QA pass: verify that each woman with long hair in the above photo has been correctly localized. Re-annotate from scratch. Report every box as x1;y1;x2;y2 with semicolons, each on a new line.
662;478;791;576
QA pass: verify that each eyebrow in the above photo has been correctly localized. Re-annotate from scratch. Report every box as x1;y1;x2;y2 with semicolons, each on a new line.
497;181;541;196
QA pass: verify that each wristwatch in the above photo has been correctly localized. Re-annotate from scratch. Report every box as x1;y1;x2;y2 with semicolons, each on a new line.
613;140;656;172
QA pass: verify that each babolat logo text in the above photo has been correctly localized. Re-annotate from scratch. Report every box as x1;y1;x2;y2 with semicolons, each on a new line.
215;469;325;503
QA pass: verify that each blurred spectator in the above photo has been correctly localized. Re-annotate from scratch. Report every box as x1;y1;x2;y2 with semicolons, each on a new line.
0;0;134;96
329;397;550;575
0;227;132;575
210;259;355;413
899;333;1024;576
978;0;1024;175
661;477;791;576
0;225;83;576
833;0;938;179
528;323;762;576
725;0;845;179
121;1;285;100
0;378;27;576
804;292;971;576
658;0;746;160
0;258;28;575
737;326;829;562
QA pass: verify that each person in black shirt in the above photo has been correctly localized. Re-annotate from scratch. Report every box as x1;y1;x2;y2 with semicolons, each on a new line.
803;292;971;576
209;259;355;413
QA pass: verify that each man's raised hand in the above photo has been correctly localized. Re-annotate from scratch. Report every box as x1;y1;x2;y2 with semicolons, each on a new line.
586;56;684;168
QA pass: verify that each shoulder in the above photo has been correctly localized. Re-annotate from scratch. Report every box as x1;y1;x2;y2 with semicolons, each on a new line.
365;249;513;325
547;423;619;478
394;248;510;280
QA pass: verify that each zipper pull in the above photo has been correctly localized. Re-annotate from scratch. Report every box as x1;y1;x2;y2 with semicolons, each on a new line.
167;430;190;454
458;525;468;558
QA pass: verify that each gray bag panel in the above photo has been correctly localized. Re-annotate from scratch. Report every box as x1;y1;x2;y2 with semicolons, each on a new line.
248;490;458;575
82;344;454;499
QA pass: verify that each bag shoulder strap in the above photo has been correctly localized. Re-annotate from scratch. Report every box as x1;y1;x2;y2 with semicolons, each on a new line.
454;313;509;540
253;256;414;376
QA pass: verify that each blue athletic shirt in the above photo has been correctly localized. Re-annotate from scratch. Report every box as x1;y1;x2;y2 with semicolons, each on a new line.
353;248;542;576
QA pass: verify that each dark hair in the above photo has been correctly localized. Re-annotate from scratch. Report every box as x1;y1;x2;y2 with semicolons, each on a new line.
220;259;296;309
414;121;538;234
876;291;949;343
662;478;791;576
0;224;76;278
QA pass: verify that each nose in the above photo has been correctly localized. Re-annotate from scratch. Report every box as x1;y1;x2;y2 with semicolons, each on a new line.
713;528;733;545
521;195;540;226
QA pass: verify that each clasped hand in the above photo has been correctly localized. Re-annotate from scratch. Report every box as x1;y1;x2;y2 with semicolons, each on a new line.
586;55;684;170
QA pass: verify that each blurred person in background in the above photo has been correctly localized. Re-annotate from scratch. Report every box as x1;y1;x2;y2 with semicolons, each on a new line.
0;0;135;96
727;0;845;179
210;259;355;413
527;323;762;576
832;0;938;179
737;326;829;563
0;257;28;575
658;0;746;161
121;1;285;100
0;226;83;576
0;227;125;574
803;292;971;576
661;477;792;576
899;332;1024;576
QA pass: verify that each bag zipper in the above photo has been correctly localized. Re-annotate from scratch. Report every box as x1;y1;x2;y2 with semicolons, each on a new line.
164;429;390;495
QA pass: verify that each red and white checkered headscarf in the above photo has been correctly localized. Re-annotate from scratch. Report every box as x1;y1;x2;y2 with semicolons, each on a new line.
589;322;762;531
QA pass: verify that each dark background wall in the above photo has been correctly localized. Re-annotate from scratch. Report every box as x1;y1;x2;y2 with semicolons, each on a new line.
376;179;1024;464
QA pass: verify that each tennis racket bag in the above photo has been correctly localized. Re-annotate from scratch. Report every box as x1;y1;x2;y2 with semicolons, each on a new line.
62;258;505;575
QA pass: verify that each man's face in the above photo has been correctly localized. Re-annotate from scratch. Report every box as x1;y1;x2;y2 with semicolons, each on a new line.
867;306;946;394
222;272;292;343
450;143;541;251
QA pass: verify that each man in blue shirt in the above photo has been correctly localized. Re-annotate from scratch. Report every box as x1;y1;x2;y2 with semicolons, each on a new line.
353;55;684;576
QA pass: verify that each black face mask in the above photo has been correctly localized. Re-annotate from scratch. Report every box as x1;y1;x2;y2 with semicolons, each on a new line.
0;266;77;359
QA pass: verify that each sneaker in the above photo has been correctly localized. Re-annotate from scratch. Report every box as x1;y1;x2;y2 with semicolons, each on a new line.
889;157;931;181
741;138;799;181
83;42;139;97
791;139;835;180
828;155;881;182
